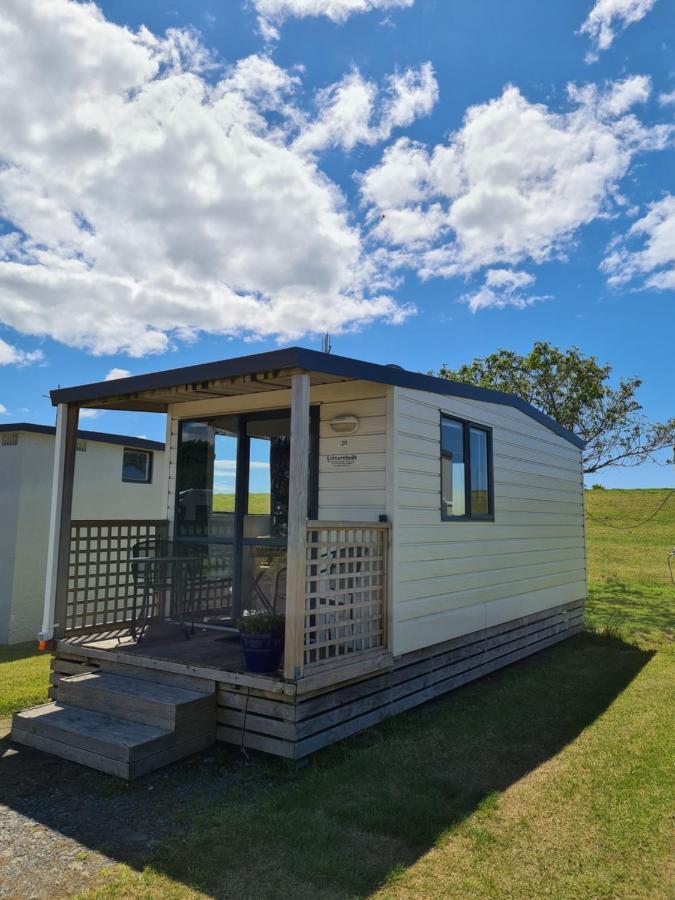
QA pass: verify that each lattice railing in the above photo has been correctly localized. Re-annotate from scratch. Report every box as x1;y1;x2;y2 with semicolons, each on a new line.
303;522;389;669
65;521;235;635
65;520;169;634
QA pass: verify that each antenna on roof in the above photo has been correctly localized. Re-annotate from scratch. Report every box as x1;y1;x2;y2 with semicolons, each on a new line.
322;334;332;354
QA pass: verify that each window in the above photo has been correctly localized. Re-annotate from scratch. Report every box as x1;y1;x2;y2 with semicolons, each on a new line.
1;432;18;446
122;448;152;483
441;416;493;520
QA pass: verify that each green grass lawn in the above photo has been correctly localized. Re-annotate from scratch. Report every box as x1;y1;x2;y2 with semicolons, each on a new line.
212;492;271;514
0;642;51;718
584;487;673;586
75;488;674;899
2;488;673;898
584;487;674;640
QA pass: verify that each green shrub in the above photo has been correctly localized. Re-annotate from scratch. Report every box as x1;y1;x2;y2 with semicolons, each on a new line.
236;610;285;635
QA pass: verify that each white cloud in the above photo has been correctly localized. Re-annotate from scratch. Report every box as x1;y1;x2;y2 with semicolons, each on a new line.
461;269;545;313
214;460;269;471
79;409;101;419
253;0;415;40
659;89;675;106
0;337;44;366
597;74;651;116
105;368;132;381
295;63;438;155
0;0;412;358
580;0;657;60
601;194;675;290
0;404;8;415
361;77;670;286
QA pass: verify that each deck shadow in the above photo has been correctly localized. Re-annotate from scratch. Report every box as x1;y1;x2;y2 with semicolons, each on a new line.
0;630;654;898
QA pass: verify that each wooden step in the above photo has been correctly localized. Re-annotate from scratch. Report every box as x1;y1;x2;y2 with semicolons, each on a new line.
58;671;215;731
11;702;214;779
97;658;215;694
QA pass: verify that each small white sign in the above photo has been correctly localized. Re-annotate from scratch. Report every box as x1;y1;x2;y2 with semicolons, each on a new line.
326;453;357;468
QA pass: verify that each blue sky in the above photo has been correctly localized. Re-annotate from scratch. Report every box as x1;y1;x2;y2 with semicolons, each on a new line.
0;0;673;488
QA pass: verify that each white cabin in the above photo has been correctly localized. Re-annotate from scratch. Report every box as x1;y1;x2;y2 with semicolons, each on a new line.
12;349;586;774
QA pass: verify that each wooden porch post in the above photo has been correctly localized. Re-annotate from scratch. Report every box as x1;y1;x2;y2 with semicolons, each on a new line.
283;372;310;681
40;403;79;644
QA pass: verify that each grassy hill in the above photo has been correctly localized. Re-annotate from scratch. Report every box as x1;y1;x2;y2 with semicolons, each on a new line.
212;492;270;514
584;487;674;637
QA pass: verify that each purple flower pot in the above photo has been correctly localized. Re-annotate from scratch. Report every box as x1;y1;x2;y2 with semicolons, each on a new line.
240;632;284;673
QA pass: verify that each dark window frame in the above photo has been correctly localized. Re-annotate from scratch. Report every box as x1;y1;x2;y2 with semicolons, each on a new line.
122;447;153;484
440;414;494;522
174;405;320;545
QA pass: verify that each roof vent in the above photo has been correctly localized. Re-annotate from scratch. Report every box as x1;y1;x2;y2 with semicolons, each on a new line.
386;363;404;370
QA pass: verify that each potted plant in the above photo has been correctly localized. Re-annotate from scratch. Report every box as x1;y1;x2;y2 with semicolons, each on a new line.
236;610;285;673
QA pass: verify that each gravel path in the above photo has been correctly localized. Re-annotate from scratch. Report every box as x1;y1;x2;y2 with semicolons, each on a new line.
0;724;244;899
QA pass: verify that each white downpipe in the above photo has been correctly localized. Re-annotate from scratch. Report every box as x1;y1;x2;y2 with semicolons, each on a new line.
40;403;68;642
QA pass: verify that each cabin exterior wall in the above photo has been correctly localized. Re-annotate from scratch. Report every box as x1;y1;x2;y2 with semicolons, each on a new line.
390;386;586;656
0;441;23;644
165;380;389;528
317;383;388;523
164;378;585;662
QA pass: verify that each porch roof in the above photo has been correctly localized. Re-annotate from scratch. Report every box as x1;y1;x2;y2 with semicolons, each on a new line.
50;347;584;449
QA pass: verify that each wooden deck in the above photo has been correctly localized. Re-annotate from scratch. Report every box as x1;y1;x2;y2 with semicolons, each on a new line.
56;624;291;694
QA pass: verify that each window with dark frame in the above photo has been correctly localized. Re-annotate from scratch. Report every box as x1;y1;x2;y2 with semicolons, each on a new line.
122;448;153;484
441;415;493;521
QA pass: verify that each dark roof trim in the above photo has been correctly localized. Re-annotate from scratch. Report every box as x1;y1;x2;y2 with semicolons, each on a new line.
0;423;164;452
50;348;302;407
295;349;586;449
49;347;584;449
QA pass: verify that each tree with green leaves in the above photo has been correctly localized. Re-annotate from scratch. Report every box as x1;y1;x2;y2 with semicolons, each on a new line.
435;342;675;474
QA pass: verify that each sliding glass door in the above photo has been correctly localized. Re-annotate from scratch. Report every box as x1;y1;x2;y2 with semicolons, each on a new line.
174;408;317;623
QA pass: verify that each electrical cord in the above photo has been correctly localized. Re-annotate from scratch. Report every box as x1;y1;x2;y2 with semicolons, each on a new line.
584;489;673;530
240;687;251;762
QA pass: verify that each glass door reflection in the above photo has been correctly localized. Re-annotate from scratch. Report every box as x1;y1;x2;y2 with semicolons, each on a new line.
174;409;315;624
242;417;291;615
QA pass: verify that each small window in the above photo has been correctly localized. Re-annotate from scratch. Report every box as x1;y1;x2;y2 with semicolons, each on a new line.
441;416;493;520
76;439;87;452
122;448;152;483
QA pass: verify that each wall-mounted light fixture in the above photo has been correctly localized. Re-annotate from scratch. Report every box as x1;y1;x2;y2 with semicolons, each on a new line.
329;414;359;435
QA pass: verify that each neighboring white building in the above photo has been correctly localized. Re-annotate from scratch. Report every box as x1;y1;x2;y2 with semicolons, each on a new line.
0;424;165;644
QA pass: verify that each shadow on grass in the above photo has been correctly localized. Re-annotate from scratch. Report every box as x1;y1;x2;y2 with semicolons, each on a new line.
586;582;674;635
0;631;655;899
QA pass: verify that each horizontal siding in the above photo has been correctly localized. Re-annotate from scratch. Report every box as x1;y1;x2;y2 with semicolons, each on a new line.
398;548;586;584
392;387;585;655
397;535;584;563
318;388;387;522
397;583;585;652
398;394;580;460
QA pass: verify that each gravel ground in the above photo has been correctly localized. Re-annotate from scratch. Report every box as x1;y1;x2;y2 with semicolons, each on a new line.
0;721;247;900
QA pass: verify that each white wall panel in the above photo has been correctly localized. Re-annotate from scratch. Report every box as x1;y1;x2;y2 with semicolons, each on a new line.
390;387;586;655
